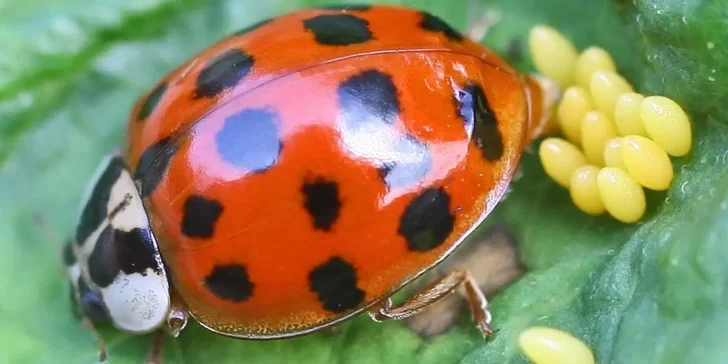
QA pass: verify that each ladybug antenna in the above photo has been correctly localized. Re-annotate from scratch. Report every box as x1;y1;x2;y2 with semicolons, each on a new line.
32;212;70;275
464;1;501;42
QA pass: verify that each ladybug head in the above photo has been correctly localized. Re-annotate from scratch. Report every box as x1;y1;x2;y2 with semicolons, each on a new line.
66;152;173;334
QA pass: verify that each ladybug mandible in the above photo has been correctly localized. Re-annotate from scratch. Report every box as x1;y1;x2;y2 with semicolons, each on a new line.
63;5;557;362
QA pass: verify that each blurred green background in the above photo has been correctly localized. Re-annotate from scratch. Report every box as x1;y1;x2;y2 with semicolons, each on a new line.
1;0;726;363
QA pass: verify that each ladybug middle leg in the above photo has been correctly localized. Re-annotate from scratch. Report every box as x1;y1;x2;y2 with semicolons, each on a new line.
78;315;108;362
368;270;493;336
145;292;189;364
144;331;165;364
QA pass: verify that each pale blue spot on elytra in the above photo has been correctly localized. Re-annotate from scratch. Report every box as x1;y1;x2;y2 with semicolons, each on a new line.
215;108;281;172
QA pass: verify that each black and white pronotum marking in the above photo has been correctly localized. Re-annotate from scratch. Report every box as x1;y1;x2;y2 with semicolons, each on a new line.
66;152;170;333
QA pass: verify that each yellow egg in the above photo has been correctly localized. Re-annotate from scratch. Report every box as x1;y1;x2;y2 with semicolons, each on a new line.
557;87;593;144
570;165;605;215
621;135;674;190
539;138;587;188
574;46;616;89
580;111;618;166
518;326;595;364
590;71;634;118
640;96;692;157
614;93;648;136
603;137;626;169
529;25;578;88
597;167;646;223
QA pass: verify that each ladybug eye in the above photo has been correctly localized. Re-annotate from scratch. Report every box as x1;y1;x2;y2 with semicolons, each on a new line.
77;277;110;323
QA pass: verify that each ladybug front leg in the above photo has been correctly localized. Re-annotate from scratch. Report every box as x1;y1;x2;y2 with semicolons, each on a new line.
72;305;108;362
144;330;165;364
145;291;189;364
368;270;493;336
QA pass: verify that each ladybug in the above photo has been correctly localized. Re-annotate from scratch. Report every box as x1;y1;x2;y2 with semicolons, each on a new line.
63;4;556;362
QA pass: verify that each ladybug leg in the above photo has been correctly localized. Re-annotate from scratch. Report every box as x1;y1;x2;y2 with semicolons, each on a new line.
464;0;501;42
144;330;165;364
144;291;189;363
164;292;189;338
368;269;493;336
77;313;108;362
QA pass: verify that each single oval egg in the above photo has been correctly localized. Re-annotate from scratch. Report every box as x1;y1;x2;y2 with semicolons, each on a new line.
539;138;587;188
597;167;646;223
557;87;593;144
529;25;579;88
574;46;616;89
570;165;606;215
590;71;633;118
519;326;596;364
614;92;648;137
640;96;692;157
603;137;626;169
621;135;674;191
581;111;618;166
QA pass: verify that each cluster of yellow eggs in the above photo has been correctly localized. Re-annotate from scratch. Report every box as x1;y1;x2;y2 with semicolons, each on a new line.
528;26;693;223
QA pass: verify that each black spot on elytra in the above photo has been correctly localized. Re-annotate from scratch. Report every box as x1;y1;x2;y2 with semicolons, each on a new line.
76;156;125;245
398;187;455;252
87;225;160;288
195;49;255;98
303;14;372;46
216;108;281;172
455;83;503;161
302;178;341;231
63;240;76;266
134;137;177;197
233;18;273;36
204;264;254;302
338;69;400;127
181;195;223;238
77;276;110;323
317;4;372;11
136;82;167;122
309;257;364;313
419;11;464;41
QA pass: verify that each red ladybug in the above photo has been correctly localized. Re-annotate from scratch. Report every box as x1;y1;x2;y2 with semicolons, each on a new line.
64;5;555;363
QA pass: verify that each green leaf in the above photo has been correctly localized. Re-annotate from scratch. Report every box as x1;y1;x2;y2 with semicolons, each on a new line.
1;0;725;363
